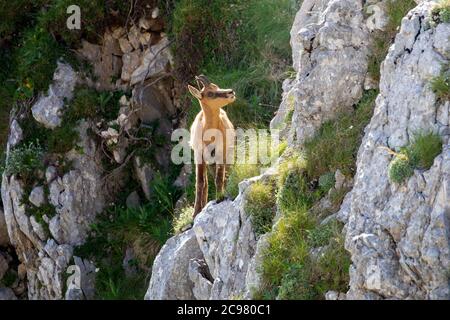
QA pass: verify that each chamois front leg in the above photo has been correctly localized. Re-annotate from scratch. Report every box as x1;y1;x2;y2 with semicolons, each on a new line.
194;163;208;217
215;164;226;200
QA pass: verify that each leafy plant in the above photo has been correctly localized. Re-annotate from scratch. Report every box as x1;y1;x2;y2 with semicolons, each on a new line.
318;172;335;193
173;205;194;234
388;132;442;184
4;142;44;181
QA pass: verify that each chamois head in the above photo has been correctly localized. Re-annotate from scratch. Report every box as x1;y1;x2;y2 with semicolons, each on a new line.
188;75;236;108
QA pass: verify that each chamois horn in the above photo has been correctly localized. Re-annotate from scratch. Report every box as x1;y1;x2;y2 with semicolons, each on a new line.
195;74;211;87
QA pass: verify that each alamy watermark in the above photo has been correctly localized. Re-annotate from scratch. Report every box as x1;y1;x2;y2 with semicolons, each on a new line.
171;128;281;166
66;5;81;30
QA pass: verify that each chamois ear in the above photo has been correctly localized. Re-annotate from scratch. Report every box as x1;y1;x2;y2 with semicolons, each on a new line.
188;85;202;100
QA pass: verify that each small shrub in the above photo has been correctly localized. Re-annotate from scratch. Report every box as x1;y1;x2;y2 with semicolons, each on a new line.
388;132;442;183
389;154;414;184
430;64;450;101
47;125;79;154
245;181;276;236
4;142;44;180
408;132;443;169
173;206;194;234
318;172;335;193
307;221;335;248
65;88;99;122
15;28;63;96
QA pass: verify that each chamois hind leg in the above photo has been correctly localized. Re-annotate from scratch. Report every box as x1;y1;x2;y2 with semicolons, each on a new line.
201;165;208;209
215;164;226;200
194;163;207;217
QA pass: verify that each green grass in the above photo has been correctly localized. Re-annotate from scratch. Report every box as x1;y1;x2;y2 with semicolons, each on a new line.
304;90;378;179
388;132;443;184
173;205;194;234
254;89;378;299
244;180;277;237
226;164;262;199
3;141;45;183
431;64;450;101
367;0;417;82
431;0;450;24
75;174;180;300
173;0;299;129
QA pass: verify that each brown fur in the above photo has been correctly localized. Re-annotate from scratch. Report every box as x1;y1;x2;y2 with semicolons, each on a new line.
188;76;236;216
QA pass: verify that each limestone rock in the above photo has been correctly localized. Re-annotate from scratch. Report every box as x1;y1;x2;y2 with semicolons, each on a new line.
45;166;58;184
2;117;105;299
147;174;263;300
338;2;450;300
29;186;45;208
121;50;141;82
78;30;123;90
275;0;380;145
8;120;23;148
65;256;96;300
130;37;171;85
133;156;154;200
0;287;17;300
189;259;213;300
145;228;203;300
126;191;141;209
132;80;176;123
31;62;78;129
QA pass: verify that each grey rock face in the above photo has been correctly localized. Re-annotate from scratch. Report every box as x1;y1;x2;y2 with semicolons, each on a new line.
31;62;78;129
145;228;203;300
65;256;97;300
146;173;269;300
273;0;381;145
2;118;105;299
29;186;46;208
0;287;17;300
192;198;257;299
338;2;450;300
130;36;172;85
8;120;23;148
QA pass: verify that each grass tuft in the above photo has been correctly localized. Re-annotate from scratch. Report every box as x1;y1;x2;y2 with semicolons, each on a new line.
244;180;277;237
388;132;443;184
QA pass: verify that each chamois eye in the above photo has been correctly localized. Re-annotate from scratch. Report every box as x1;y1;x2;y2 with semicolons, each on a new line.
207;92;214;98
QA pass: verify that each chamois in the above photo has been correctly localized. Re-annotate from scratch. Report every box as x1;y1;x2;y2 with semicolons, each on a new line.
188;75;236;216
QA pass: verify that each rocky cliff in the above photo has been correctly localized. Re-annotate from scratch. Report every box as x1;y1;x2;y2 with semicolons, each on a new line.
145;0;449;300
0;6;175;299
1;0;448;300
338;1;450;299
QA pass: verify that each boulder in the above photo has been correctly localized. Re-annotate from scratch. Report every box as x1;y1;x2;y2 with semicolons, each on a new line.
0;287;17;300
29;186;46;208
145;228;203;300
31;62;78;129
130;36;172;85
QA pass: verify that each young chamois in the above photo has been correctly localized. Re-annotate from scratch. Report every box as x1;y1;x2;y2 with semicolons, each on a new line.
188;75;236;216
